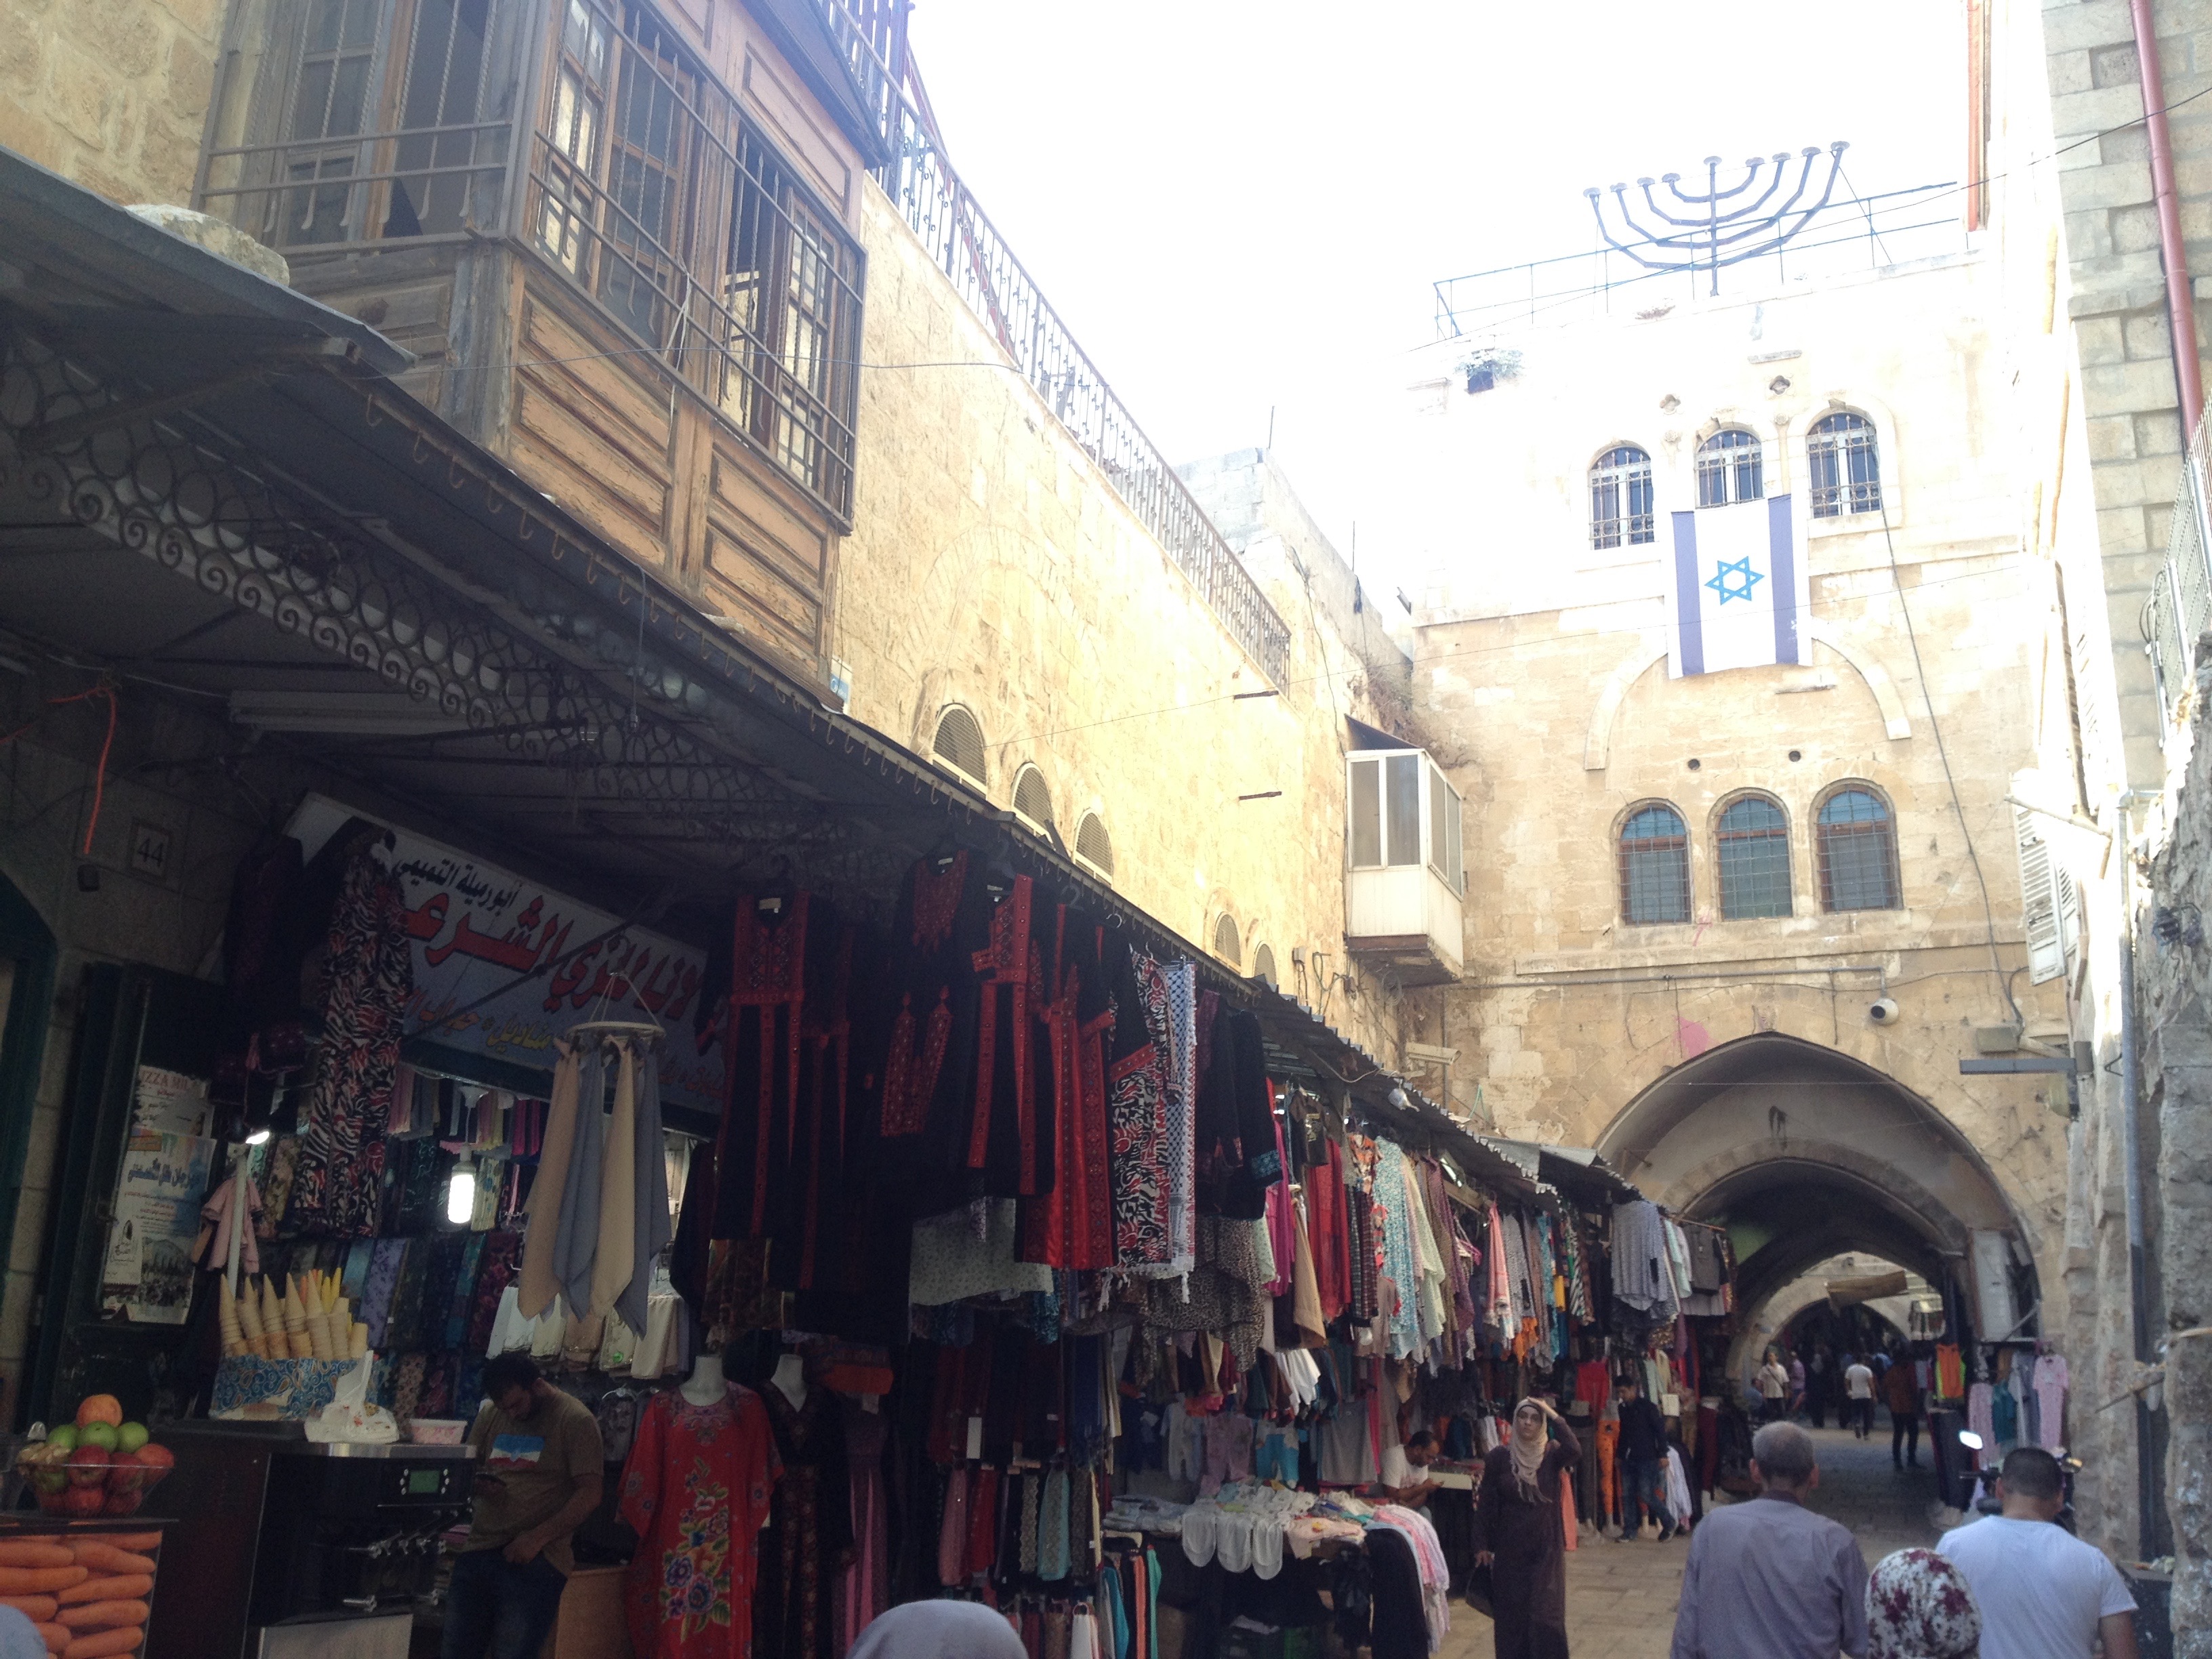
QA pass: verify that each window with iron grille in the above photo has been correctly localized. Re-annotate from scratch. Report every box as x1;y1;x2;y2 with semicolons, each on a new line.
932;705;986;785
1214;914;1241;966
1619;803;1691;924
1816;786;1902;911
1012;765;1053;832
1252;944;1277;987
1696;429;1765;507
1808;412;1882;518
1591;446;1656;549
1074;813;1114;878
1715;796;1793;919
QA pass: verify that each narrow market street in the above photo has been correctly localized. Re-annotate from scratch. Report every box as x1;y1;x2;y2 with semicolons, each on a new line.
1442;1427;1942;1658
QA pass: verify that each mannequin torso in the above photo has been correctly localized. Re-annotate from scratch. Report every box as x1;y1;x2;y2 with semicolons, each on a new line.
770;1352;808;1410
680;1351;725;1408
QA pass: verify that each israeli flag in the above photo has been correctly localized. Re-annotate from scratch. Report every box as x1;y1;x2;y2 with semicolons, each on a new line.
1666;493;1811;678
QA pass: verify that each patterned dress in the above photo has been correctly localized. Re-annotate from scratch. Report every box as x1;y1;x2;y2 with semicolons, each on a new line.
618;1385;780;1659
289;841;411;1235
754;1385;853;1659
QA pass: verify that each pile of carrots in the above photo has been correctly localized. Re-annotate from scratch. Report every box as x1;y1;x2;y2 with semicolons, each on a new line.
0;1534;163;1657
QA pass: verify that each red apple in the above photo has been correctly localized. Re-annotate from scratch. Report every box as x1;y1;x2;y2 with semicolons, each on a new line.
65;1447;109;1488
105;1450;145;1494
100;1490;144;1516
59;1485;106;1515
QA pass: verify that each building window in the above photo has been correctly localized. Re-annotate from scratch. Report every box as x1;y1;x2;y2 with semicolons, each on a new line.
1012;765;1054;834
1716;795;1793;919
1252;943;1277;987
932;705;986;786
1348;750;1464;893
1214;915;1241;966
1591;445;1656;549
1808;411;1882;518
1696;429;1765;506
1074;812;1114;878
1619;803;1692;925
1816;786;1902;911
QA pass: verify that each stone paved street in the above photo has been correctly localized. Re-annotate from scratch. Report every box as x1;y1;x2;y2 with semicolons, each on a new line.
1440;1425;1942;1658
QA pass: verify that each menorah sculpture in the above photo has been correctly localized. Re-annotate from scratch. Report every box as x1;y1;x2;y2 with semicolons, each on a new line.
1585;143;1851;296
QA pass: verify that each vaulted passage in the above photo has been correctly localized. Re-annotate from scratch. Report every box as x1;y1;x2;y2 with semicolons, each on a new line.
1595;1035;2038;1377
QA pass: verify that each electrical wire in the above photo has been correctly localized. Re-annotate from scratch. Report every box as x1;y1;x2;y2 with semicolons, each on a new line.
1875;496;2023;1025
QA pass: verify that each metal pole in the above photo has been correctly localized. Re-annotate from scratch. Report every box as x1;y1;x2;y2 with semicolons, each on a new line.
2121;926;2157;1557
2129;0;2205;438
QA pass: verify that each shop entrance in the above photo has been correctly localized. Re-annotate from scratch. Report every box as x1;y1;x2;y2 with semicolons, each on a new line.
1593;1034;2039;1390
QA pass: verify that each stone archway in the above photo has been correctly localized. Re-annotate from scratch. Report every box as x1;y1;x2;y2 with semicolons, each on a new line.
1596;1033;2036;1388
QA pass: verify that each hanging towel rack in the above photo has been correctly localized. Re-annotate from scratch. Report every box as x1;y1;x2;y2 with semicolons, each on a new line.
567;1019;665;1040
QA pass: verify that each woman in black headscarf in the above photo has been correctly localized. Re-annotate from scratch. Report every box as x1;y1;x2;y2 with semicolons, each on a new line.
1473;1397;1578;1659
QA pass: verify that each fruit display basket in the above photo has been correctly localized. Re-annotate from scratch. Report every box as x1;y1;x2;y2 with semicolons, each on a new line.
0;1518;167;1659
14;1399;173;1521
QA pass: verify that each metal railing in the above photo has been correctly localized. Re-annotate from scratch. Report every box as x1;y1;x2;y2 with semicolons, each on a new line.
1432;182;1968;338
2145;415;2212;732
809;0;1292;684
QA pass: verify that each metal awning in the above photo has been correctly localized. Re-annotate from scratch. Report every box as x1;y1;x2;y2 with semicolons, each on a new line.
1480;1137;1643;1204
0;146;1230;983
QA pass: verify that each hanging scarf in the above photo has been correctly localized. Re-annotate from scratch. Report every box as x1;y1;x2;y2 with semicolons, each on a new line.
1509;1399;1547;1500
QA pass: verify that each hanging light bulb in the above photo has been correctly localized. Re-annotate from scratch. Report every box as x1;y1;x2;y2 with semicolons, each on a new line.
245;1128;272;1146
447;1151;476;1225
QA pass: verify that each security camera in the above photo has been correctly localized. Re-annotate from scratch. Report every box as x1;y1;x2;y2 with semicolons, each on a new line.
1868;998;1900;1025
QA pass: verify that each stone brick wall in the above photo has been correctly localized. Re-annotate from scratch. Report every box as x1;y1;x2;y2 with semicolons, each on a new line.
832;182;1407;1065
0;0;220;207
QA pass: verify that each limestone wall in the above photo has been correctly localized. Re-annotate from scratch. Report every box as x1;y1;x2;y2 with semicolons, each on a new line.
0;0;219;207
832;180;1406;1063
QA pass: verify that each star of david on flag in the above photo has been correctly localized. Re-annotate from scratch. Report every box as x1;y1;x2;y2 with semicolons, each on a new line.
1668;493;1812;677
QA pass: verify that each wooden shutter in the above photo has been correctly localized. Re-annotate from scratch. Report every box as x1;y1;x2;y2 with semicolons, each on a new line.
2013;806;2064;983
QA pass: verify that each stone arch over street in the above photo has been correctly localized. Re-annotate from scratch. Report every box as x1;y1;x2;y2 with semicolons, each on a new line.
1593;1033;2038;1381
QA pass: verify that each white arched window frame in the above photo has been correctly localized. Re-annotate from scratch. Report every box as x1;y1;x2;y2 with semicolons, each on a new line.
1807;411;1883;519
1696;429;1765;507
931;704;987;787
1590;445;1655;550
1011;764;1054;835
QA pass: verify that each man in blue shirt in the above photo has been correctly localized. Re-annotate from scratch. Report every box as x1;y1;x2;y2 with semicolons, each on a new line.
1671;1422;1868;1659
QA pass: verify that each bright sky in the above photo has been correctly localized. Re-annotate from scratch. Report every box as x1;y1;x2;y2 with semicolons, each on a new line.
902;0;1963;593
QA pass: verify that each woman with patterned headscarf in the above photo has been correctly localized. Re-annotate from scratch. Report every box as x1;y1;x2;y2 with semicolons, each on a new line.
1866;1548;1981;1659
1473;1397;1580;1659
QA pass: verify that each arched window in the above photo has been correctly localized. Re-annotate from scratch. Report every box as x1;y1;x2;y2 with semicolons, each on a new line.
1213;914;1242;966
1808;411;1881;518
1696;429;1765;506
1618;804;1691;925
1716;795;1793;919
1252;943;1277;987
1074;812;1114;878
1590;445;1655;549
932;705;986;785
1817;786;1902;911
1012;764;1054;833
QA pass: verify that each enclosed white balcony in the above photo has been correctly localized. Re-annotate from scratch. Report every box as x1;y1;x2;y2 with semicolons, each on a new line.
1345;749;1466;986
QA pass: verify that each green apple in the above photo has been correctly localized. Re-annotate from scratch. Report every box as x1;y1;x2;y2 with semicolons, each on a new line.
115;1422;148;1454
77;1421;118;1453
45;1425;77;1452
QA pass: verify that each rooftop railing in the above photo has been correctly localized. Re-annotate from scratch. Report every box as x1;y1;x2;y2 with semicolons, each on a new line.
811;0;1292;685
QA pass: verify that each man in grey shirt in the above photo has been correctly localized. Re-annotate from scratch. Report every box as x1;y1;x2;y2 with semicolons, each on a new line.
1671;1422;1868;1659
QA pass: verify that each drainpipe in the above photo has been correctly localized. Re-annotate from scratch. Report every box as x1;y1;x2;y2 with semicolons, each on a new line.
2121;933;2156;1557
2131;0;2205;438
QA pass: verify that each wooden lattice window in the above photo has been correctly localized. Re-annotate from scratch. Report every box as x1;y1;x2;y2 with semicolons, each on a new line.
1619;803;1691;925
1817;786;1902;911
1716;795;1793;919
1213;914;1241;966
1075;813;1114;877
932;705;986;785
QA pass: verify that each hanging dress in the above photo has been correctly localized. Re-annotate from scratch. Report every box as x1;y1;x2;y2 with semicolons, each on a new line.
754;1385;854;1659
618;1383;781;1659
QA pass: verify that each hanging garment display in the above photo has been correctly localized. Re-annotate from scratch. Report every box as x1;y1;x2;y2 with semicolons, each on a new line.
618;1384;780;1659
289;836;412;1235
1105;945;1174;1270
517;1041;583;1319
754;1385;854;1659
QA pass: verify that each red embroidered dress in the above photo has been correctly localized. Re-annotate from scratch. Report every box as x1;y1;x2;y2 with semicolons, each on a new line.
618;1384;780;1659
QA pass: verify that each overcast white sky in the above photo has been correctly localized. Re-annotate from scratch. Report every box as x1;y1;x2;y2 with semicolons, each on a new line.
900;1;1963;592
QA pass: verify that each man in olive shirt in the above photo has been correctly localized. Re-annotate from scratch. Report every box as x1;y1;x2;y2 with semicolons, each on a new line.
443;1353;604;1659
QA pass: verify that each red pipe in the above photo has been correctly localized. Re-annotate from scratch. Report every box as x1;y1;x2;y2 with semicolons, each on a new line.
2130;0;2205;441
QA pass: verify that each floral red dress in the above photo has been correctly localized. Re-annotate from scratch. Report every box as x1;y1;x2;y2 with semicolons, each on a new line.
618;1385;781;1659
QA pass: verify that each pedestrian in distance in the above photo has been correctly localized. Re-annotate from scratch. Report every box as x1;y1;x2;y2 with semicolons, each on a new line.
1788;1352;1807;1421
1864;1548;1982;1659
1612;1374;1675;1542
1756;1349;1791;1425
1474;1397;1580;1659
1669;1421;1869;1659
1844;1352;1877;1439
1937;1446;2138;1659
1885;1357;1923;1470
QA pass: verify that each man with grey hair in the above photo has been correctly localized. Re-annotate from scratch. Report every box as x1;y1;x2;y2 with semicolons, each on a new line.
1670;1422;1868;1659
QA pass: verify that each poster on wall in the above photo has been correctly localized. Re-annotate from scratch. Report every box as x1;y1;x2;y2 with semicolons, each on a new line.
102;1130;216;1323
131;1066;211;1138
285;795;726;1115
